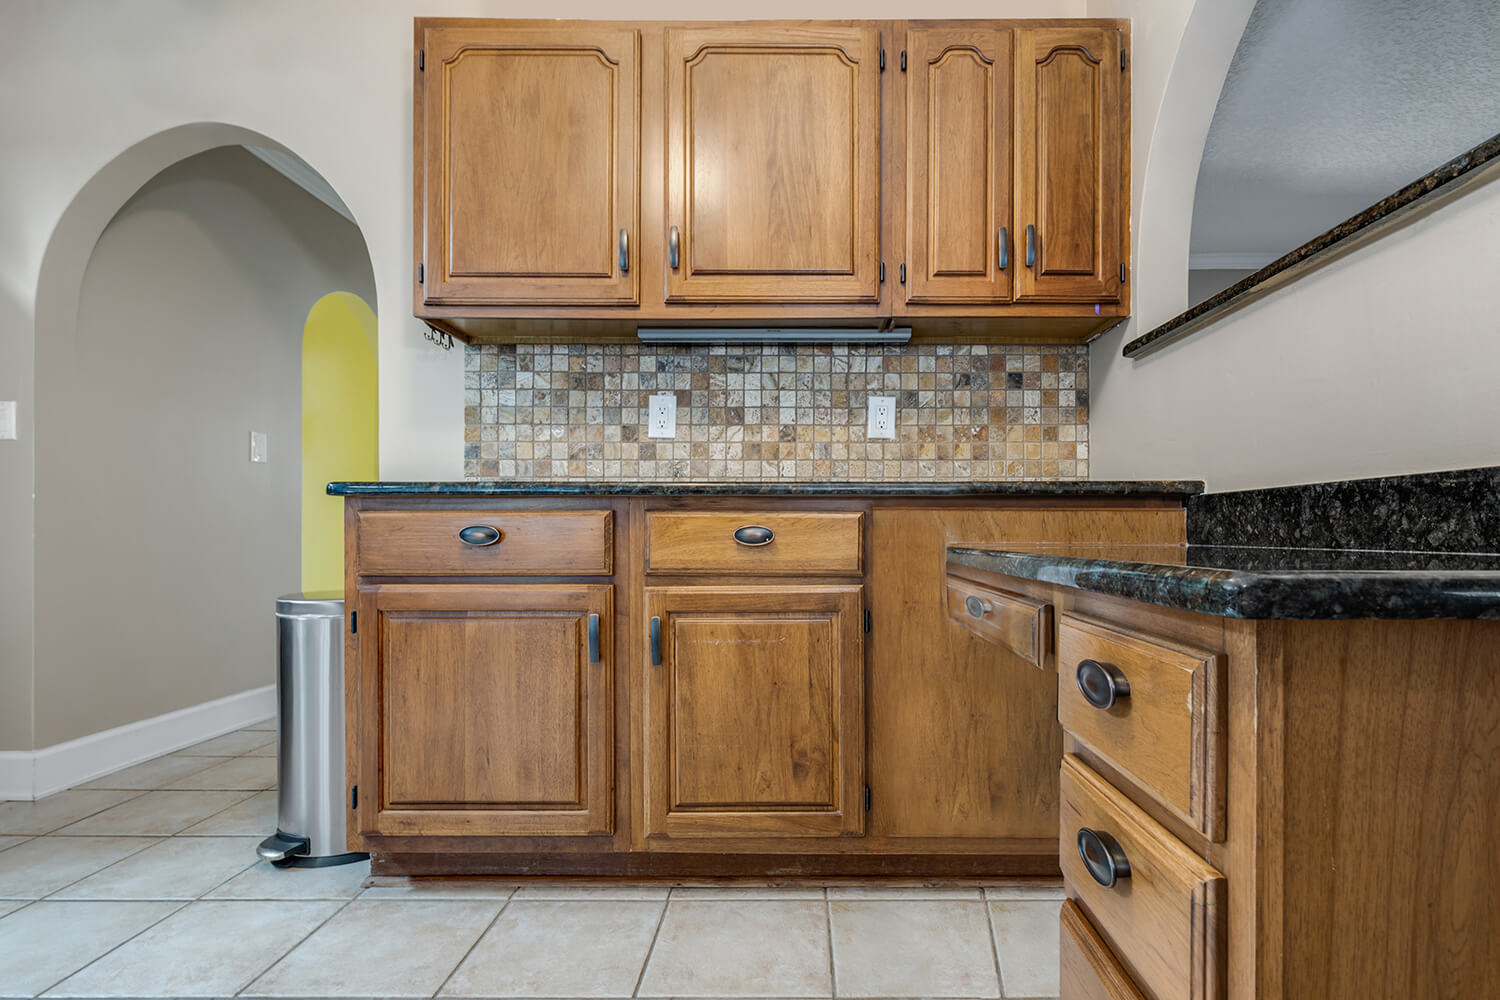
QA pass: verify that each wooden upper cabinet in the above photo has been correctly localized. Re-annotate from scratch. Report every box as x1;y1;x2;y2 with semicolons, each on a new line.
355;584;614;838
644;585;865;838
1015;26;1125;303
904;25;1014;305
418;24;640;307
663;24;882;304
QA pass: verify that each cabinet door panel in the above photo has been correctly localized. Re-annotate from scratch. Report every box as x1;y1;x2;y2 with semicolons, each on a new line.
665;25;881;303
420;25;639;306
1016;27;1124;303
645;586;864;838
357;584;613;838
906;26;1013;304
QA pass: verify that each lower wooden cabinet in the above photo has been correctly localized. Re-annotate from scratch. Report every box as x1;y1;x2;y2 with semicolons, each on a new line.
643;585;866;839
353;583;614;838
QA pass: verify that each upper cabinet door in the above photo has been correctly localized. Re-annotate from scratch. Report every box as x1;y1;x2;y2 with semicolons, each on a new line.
419;25;640;307
1015;27;1125;303
664;24;882;304
905;25;1014;305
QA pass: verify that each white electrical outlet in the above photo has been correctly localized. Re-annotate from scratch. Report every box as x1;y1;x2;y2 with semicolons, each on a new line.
647;393;677;438
0;401;16;440
249;430;268;463
867;396;897;439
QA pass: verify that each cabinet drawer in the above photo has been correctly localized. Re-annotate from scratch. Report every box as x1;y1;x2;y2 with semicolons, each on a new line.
356;510;613;576
1060;899;1150;1000
645;511;863;575
1058;614;1225;841
1060;755;1224;1000
945;574;1053;668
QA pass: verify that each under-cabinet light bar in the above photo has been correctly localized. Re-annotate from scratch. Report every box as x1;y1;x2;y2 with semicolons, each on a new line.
638;327;912;344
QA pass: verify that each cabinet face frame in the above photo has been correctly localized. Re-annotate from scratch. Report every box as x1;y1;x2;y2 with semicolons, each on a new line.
642;584;866;840
354;583;615;838
662;23;883;304
417;23;642;307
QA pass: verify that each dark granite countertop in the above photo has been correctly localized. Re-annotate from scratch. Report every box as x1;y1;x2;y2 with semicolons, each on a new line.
328;480;1204;498
948;544;1500;620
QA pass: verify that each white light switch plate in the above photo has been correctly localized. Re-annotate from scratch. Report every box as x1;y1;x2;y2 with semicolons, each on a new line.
249;430;268;463
867;396;897;439
647;393;677;438
0;401;15;440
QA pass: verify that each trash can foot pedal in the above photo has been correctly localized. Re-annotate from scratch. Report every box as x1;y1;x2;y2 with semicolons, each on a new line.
258;832;310;865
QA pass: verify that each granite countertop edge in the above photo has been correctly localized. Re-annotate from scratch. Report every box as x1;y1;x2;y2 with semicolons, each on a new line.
328;480;1205;498
948;547;1500;621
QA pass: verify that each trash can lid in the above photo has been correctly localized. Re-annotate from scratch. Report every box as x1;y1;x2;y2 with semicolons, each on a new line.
275;591;345;617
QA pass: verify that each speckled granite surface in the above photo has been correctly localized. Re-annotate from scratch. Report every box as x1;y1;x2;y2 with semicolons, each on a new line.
328;479;1204;498
1187;467;1500;553
948;544;1500;620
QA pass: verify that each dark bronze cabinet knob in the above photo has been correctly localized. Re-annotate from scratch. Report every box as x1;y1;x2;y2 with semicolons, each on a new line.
1076;658;1130;710
458;525;502;547
733;525;774;546
1077;827;1131;888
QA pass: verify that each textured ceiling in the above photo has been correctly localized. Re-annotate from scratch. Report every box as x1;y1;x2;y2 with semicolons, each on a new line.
1190;0;1500;264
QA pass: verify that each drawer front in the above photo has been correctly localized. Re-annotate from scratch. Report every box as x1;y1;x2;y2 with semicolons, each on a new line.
1060;899;1150;1000
1058;614;1225;840
1060;755;1224;1000
646;511;864;575
357;510;613;576
945;573;1053;668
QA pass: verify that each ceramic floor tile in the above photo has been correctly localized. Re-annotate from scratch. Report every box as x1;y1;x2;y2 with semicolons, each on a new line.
989;898;1063;999
362;878;516;900
830;900;1000;998
671;886;826;900
165;756;277;791
76;755;221;791
42;898;341;998
442;899;664;997
0;901;24;919
240;718;278;732
244;742;279;756
0;837;159;899
51;836;259;900
985;884;1065;901
826;886;984;900
245;899;501;998
177;789;278;836
208;857;371;899
0;899;181;998
172;731;276;757
54;790;254;836
0;790;142;835
512;884;670;901
638;899;831;998
0;839;26;854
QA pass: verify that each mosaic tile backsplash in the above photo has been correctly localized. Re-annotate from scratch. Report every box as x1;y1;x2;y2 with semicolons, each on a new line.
463;343;1088;482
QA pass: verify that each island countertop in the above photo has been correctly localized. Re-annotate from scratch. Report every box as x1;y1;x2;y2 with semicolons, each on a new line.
328;479;1204;498
947;543;1500;620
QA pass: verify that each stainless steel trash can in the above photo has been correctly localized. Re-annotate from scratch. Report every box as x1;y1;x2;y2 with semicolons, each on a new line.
258;592;367;868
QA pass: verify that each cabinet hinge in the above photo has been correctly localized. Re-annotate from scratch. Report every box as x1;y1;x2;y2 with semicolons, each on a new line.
864;608;872;633
419;49;425;71
350;785;358;809
350;610;357;634
879;262;885;283
900;50;907;72
899;263;906;285
1121;48;1127;71
1121;263;1128;284
417;262;424;284
880;48;885;72
864;785;872;811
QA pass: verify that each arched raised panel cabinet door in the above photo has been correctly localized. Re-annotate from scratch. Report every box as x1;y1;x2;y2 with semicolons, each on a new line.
905;25;1014;305
1015;27;1125;303
643;585;865;839
353;584;614;839
664;24;882;304
417;24;640;307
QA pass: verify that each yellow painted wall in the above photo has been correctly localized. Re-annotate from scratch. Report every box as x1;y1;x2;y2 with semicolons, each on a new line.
302;291;377;593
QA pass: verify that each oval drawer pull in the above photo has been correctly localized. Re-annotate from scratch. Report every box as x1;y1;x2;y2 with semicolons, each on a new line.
733;525;774;546
964;595;992;618
1076;658;1130;710
457;525;502;547
1077;827;1131;888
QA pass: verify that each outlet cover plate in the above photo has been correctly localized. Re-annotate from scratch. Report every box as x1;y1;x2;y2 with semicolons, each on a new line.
0;401;15;440
867;396;897;439
249;430;268;463
647;393;677;438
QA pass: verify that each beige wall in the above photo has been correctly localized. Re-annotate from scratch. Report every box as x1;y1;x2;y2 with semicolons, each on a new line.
30;147;375;747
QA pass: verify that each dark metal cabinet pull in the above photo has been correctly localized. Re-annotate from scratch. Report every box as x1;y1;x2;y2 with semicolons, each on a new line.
1077;827;1131;888
733;525;774;546
668;226;680;269
457;525;501;547
964;595;992;619
649;616;662;666
618;228;629;273
1076;659;1130;710
587;613;601;663
997;227;1009;270
1025;225;1037;268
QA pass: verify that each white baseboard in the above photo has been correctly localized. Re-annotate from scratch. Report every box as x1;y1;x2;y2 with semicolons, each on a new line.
0;685;276;800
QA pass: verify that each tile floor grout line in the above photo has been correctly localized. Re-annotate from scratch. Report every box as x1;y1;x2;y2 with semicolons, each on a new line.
629;890;674;997
30;834;167;902
1;787;151;838
232;893;360;997
982;886;1009;1000
30;896;194;997
429;889;516;998
825;888;838;1000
